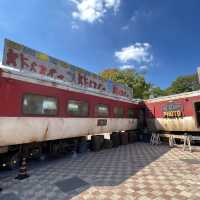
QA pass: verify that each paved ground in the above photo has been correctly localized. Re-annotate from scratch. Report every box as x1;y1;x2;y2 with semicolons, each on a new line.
1;142;200;200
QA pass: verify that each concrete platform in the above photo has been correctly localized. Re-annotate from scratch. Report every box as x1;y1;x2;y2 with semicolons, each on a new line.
1;143;200;200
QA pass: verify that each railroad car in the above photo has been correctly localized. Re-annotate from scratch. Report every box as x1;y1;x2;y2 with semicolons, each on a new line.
0;68;141;168
145;91;200;134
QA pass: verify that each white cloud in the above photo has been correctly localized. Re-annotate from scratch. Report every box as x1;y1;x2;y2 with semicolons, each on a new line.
119;65;135;70
70;0;121;23
115;43;153;63
139;65;148;71
104;0;120;13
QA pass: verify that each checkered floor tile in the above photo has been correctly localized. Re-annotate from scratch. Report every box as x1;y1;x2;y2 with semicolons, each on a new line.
1;143;200;199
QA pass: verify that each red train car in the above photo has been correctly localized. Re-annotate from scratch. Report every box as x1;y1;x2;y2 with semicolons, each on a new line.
145;91;200;134
0;67;141;168
0;39;143;169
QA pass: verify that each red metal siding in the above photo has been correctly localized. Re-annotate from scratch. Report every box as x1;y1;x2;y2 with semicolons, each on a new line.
0;76;140;118
145;96;200;118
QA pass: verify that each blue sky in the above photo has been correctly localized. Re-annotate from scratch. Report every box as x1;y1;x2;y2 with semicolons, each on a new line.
0;0;200;88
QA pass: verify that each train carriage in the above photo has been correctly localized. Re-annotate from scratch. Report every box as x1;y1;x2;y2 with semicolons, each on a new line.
0;67;141;168
145;91;200;133
0;39;142;169
0;68;140;147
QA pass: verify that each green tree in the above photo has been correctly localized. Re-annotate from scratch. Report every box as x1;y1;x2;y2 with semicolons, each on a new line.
100;68;151;99
149;86;167;98
166;74;200;95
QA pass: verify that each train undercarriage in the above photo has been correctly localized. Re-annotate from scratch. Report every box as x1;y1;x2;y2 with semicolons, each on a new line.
0;137;81;170
0;130;139;170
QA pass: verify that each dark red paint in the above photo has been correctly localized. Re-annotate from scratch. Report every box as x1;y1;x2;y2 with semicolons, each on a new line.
145;96;200;119
0;75;141;118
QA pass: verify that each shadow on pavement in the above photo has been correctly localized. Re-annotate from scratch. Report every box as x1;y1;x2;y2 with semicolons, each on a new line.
0;142;170;200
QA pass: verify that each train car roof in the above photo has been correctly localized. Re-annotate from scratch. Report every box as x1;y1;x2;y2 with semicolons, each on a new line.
145;90;200;103
0;66;141;104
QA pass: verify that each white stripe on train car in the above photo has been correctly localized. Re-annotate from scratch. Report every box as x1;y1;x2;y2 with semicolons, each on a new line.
145;90;200;103
0;117;138;147
147;116;200;132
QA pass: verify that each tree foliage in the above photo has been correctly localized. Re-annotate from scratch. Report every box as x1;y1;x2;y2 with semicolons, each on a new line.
100;68;200;99
166;74;200;95
149;86;167;98
100;68;151;99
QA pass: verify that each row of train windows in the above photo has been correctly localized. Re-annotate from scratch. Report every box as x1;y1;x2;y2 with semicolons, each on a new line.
23;94;135;118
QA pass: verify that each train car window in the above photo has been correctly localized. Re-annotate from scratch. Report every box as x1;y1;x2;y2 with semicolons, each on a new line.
23;94;57;116
95;104;109;117
194;102;200;126
128;109;134;118
67;100;88;117
114;107;124;117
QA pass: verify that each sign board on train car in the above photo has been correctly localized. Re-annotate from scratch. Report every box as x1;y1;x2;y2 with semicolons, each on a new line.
2;39;133;99
162;103;183;118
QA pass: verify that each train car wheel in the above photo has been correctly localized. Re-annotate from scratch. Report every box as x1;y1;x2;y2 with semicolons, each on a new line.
8;153;20;170
29;146;42;160
39;154;47;161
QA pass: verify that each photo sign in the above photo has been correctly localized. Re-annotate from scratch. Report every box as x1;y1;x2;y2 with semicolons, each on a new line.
2;39;133;99
162;103;183;118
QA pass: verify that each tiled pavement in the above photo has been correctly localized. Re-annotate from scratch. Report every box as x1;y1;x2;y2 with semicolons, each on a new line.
1;143;200;200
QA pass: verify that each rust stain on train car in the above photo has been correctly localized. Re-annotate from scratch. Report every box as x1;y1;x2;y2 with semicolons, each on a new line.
43;126;49;140
154;118;195;132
